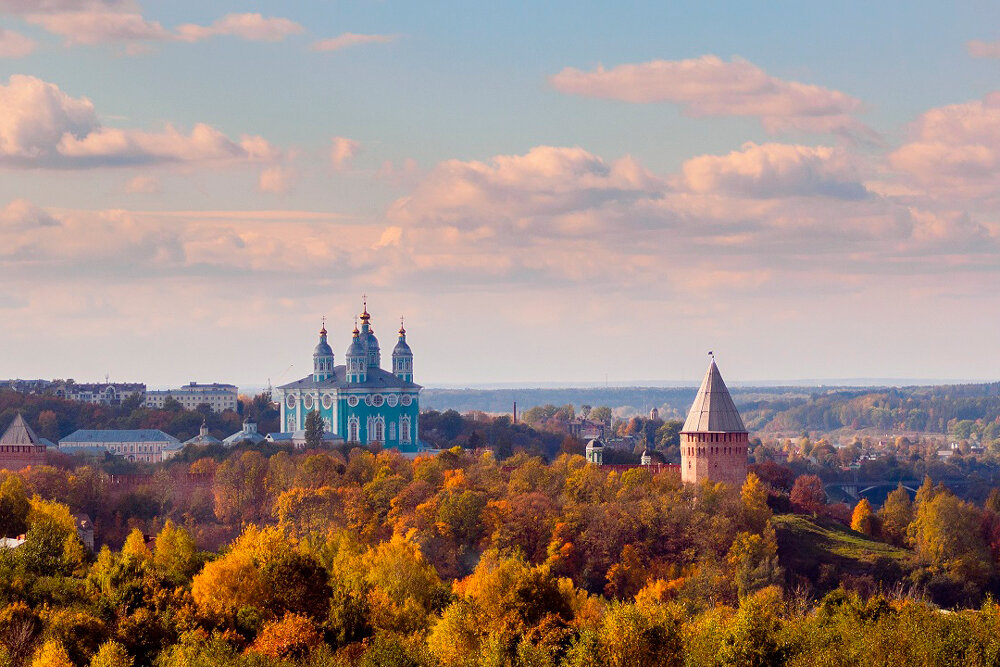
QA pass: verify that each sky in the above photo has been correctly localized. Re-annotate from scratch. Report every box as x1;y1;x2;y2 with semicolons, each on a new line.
2;1;1000;388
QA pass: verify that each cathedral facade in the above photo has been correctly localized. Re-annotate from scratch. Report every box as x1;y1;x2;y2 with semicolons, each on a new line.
273;302;421;450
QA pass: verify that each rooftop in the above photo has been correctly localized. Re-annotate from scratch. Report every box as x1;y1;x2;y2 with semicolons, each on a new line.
682;360;747;433
60;429;180;445
0;414;43;446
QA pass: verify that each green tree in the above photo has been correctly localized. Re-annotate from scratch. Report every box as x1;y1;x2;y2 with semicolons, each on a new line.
304;409;324;449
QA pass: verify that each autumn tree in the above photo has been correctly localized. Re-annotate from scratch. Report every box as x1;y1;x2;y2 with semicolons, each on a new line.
213;450;268;524
740;473;771;533
850;498;875;536
911;491;991;584
153;520;199;586
880;483;914;546
790;474;826;514
0;475;30;537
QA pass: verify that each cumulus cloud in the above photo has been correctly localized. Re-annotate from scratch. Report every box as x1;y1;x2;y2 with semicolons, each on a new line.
380;145;998;291
889;92;1000;197
175;13;303;43
310;32;395;52
389;145;662;230
0;27;36;56
0;198;60;228
967;40;1000;58
0;74;276;168
680;142;868;199
549;55;875;139
258;165;296;194
329;136;360;170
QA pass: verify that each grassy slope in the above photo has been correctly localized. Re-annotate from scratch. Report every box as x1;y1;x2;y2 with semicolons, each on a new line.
772;514;914;590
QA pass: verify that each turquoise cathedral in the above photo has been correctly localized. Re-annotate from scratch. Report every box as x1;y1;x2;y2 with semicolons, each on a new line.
274;302;421;451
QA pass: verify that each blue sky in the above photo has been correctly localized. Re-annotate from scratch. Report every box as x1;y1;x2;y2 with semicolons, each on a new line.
1;1;1000;388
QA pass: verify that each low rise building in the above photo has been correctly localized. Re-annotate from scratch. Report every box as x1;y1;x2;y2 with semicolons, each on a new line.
52;381;145;406
145;382;238;413
59;429;180;463
183;422;222;447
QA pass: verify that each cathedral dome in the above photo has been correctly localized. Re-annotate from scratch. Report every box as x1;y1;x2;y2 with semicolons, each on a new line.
314;339;333;357
393;337;412;356
346;336;365;357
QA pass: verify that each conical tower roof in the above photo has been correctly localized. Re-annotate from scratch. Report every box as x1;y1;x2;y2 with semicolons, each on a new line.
0;413;42;445
682;360;746;433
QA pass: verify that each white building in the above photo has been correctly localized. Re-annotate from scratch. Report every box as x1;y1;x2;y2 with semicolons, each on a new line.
145;382;238;413
223;420;266;447
53;381;145;406
59;429;181;463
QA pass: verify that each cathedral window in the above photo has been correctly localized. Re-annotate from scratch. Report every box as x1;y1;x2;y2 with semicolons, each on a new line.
400;416;411;443
348;418;359;443
389;423;396;440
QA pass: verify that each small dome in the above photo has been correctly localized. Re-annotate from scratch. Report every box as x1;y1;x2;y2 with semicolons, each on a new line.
586;438;604;449
347;336;365;357
314;339;333;357
393;338;412;356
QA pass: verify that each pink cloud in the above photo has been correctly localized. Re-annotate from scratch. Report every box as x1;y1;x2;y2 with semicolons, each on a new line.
549;55;875;140
0;198;60;228
0;27;35;56
889;92;1000;197
330;136;360;170
967;40;1000;58
124;175;159;193
26;10;170;45
0;74;277;167
310;32;395;52
175;13;303;43
680;142;867;199
258;166;296;194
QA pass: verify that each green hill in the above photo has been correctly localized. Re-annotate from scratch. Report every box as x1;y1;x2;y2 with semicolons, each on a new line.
773;514;915;593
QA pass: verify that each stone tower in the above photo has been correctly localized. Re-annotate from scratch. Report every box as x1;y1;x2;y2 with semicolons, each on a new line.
680;359;748;487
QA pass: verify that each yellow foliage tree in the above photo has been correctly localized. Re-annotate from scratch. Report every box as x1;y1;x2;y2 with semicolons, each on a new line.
850;498;875;536
121;528;152;564
27;497;75;534
29;640;72;667
247;612;321;660
190;525;289;621
740;473;772;533
89;641;133;667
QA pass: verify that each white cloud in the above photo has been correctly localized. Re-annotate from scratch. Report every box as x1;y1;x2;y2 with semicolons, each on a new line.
310;32;395;52
0;75;276;168
0;27;36;56
549;55;875;140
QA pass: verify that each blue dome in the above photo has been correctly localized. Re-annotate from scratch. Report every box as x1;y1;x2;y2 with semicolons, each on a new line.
393;338;412;356
346;338;365;357
314;339;333;356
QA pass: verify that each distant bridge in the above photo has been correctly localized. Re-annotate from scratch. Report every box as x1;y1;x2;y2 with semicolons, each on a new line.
824;479;973;501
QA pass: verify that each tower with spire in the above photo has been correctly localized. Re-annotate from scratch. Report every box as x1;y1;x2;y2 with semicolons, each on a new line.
392;317;413;382
273;298;421;451
313;318;334;382
680;357;748;486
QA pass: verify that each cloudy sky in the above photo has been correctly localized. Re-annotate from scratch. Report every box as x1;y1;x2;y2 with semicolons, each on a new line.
2;1;1000;387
